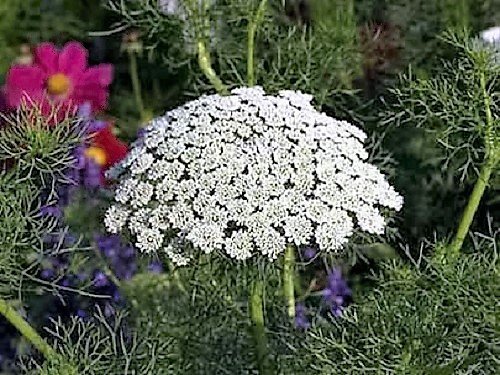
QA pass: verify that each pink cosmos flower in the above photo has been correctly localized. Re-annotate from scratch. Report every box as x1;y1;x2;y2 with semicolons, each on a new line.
5;42;113;120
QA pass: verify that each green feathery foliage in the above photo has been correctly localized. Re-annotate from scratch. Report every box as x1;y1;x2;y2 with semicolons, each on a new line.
381;31;499;245
0;107;86;364
122;258;295;374
0;107;82;299
290;235;499;374
387;32;499;182
21;309;182;374
106;0;361;106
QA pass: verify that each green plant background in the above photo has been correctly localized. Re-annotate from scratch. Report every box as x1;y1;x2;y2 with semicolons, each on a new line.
0;0;498;374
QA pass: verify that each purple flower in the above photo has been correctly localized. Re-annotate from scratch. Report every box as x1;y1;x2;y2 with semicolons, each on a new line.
93;271;109;288
83;158;103;188
147;261;163;274
103;302;115;318
321;268;351;317
302;247;317;261
73;146;87;170
76;309;88;319
40;268;55;280
112;290;122;303
40;205;62;218
294;303;311;329
78;102;107;134
136;127;147;139
95;235;137;281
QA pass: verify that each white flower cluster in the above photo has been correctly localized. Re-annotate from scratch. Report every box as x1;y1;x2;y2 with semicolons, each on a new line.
105;87;403;265
480;26;500;45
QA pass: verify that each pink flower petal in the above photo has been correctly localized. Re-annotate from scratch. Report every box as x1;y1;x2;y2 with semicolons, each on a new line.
58;42;88;79
72;83;109;112
34;43;59;75
82;64;114;86
5;65;45;108
39;99;77;126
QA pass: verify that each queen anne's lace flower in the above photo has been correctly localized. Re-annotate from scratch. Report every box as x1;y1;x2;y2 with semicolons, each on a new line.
105;87;403;265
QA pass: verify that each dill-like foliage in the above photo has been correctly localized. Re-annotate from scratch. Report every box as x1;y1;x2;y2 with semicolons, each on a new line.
106;0;361;105
291;236;498;374
0;106;83;299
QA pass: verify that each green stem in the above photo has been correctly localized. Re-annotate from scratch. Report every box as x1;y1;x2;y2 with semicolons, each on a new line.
283;244;296;319
167;261;188;295
128;51;147;122
450;72;498;253
197;41;227;94
249;280;270;375
247;0;267;86
0;298;56;359
450;160;495;253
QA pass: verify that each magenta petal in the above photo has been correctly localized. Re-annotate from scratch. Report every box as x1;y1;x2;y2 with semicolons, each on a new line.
35;43;59;75
5;66;45;108
59;41;88;79
72;83;109;112
82;64;114;86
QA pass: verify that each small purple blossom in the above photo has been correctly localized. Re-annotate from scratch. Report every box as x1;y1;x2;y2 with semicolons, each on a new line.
73;146;87;170
148;261;163;274
76;309;88;319
136;127;147;139
40;268;55;280
40;205;62;218
83;158;103;188
103;302;115;318
96;234;138;281
321;268;351;317
302;247;317;261
294;303;311;330
93;271;109;288
78;102;107;134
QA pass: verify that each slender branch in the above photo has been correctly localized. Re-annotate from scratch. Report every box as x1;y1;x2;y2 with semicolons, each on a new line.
0;298;57;359
94;246;122;288
197;41;227;94
450;160;495;253
249;280;270;375
283;244;296;319
247;0;268;86
128;51;148;122
450;72;498;253
166;261;188;295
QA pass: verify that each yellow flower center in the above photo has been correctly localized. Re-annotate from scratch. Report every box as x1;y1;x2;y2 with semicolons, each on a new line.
47;73;71;96
85;146;107;166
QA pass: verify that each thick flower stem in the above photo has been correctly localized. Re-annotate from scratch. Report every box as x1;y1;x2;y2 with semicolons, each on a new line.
197;41;227;95
247;0;267;86
249;280;270;375
450;160;495;253
0;298;56;360
128;51;148;123
450;71;498;254
283;244;296;319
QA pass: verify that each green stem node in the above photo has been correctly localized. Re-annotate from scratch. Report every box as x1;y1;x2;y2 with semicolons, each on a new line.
450;157;495;253
249;280;270;375
283;244;296;319
128;51;147;123
247;0;268;86
449;71;498;253
196;41;227;94
0;298;56;359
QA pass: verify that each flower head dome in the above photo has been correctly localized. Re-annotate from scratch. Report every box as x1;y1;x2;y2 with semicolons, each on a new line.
105;87;402;265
